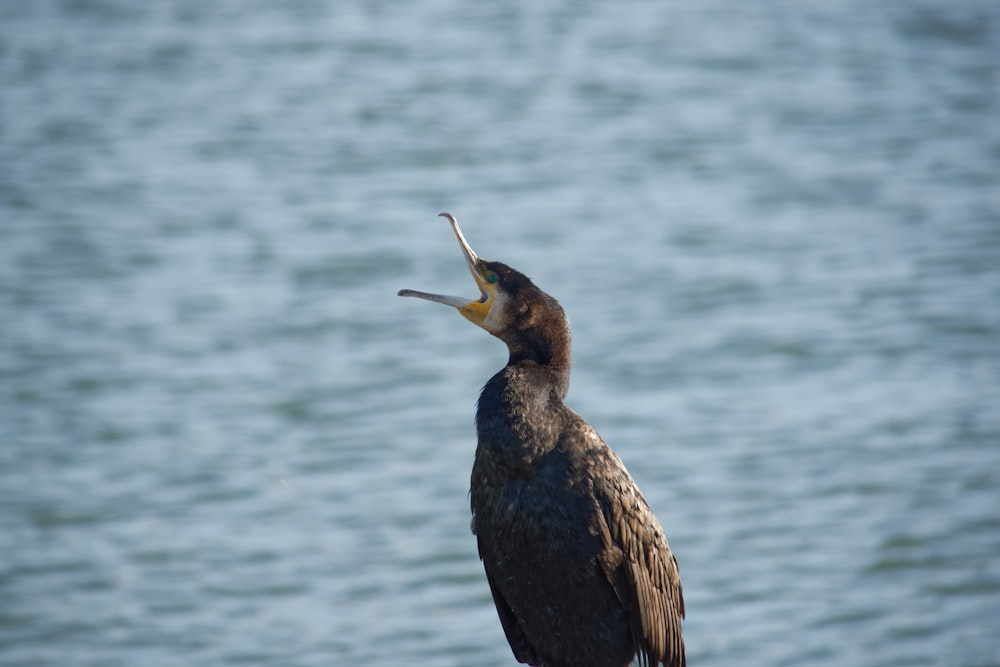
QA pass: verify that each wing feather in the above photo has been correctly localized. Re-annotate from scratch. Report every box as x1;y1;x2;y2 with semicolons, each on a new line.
595;460;685;667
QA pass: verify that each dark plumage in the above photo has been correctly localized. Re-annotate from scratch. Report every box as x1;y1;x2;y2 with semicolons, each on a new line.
400;214;685;667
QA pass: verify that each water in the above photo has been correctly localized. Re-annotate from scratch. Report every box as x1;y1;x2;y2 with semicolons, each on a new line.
2;1;999;665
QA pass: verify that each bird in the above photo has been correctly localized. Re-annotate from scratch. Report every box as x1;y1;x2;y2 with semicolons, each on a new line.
399;213;685;667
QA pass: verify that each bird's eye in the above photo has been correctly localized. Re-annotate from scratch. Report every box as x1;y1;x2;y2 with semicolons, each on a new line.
487;274;499;284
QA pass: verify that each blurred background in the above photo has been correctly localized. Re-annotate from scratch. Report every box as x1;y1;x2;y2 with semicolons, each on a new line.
2;1;999;665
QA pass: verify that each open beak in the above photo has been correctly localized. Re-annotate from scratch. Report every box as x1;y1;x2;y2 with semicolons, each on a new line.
398;213;495;326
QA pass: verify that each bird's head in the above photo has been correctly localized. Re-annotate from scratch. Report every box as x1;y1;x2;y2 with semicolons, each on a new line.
398;213;512;335
398;213;570;366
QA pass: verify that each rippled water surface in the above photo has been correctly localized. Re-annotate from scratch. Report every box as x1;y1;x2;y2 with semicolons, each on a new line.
3;1;999;665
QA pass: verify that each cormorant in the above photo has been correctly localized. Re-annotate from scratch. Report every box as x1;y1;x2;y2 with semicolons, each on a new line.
399;213;685;667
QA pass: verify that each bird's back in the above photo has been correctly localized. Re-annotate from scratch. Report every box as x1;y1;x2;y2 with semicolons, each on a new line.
472;365;684;667
471;408;634;667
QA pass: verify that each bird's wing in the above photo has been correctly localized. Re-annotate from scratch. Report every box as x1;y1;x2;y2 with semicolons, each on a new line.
594;459;686;667
479;541;541;666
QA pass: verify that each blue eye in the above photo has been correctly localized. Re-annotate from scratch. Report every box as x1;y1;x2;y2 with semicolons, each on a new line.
487;274;499;284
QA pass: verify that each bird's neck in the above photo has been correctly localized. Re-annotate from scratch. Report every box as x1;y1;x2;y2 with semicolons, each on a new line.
476;308;573;463
475;357;571;465
505;347;571;395
505;355;571;402
502;318;572;396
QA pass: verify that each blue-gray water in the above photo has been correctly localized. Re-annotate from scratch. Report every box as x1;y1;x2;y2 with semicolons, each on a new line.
2;1;999;666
